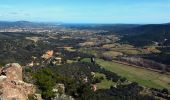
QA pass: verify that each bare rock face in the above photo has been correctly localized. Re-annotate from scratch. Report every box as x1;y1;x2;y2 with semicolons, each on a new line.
0;63;36;100
41;50;54;60
2;63;22;80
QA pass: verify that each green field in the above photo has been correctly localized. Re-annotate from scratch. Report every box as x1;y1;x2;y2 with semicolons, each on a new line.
103;51;123;58
95;72;116;89
79;48;98;56
95;59;170;90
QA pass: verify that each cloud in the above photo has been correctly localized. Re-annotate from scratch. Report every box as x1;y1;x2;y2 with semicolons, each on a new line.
10;12;19;15
7;11;30;17
24;13;30;16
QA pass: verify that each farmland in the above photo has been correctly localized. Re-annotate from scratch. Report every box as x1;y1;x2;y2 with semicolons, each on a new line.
96;59;170;90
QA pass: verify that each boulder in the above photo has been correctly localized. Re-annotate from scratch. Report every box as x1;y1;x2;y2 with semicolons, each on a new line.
53;83;65;94
1;63;22;81
0;63;37;100
42;50;54;60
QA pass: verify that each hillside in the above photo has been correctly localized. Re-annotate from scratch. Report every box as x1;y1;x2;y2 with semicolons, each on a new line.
0;23;169;100
119;24;170;46
0;21;58;28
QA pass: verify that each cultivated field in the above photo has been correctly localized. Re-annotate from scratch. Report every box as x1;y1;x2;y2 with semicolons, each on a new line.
96;59;170;90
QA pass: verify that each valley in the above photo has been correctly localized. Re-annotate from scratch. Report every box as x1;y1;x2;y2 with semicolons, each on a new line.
0;22;170;100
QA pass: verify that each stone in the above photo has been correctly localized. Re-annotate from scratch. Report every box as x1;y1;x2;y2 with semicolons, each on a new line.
53;83;65;94
2;63;22;81
91;84;97;92
27;61;34;67
41;50;54;60
0;63;37;100
0;75;7;82
51;57;62;65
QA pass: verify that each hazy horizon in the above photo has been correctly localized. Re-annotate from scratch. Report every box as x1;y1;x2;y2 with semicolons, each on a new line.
0;20;170;25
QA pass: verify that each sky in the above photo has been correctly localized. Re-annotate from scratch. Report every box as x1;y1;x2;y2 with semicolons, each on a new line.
0;0;170;24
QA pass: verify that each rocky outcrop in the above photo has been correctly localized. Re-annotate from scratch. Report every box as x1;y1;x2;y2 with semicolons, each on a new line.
53;83;65;94
42;50;54;60
52;83;74;100
0;63;36;100
1;63;22;80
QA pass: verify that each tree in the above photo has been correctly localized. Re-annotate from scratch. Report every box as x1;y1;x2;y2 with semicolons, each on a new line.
33;68;55;99
120;77;127;83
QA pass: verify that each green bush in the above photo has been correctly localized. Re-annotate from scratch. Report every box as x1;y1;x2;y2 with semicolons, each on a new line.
33;68;55;99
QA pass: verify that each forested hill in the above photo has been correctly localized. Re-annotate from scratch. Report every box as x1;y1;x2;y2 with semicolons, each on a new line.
0;21;58;28
63;24;139;32
118;23;170;35
119;23;170;47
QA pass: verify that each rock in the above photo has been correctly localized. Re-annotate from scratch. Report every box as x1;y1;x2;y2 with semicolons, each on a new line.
27;61;34;67
91;84;97;92
2;63;22;80
5;63;22;68
82;77;88;83
52;94;74;100
53;83;65;94
51;57;62;65
91;72;95;78
52;83;75;100
0;63;37;100
34;94;43;100
42;50;54;60
0;75;7;82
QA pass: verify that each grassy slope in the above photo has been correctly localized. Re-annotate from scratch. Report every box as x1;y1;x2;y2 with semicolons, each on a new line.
82;59;116;89
95;72;116;89
96;59;170;90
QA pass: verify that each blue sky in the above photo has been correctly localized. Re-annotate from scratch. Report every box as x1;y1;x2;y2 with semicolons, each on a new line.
0;0;170;23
